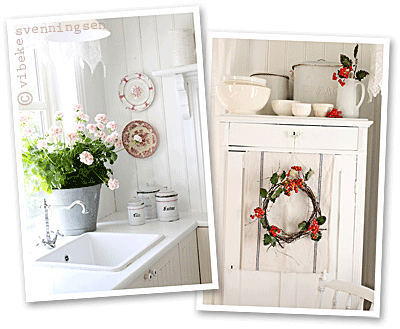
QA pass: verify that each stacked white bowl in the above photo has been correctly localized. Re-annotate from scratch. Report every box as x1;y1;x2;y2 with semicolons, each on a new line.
216;76;271;114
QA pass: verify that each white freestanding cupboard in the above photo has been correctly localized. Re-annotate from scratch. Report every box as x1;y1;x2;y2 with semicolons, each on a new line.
215;114;372;309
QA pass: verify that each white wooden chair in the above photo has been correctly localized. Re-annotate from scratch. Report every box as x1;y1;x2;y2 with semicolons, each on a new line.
317;271;374;310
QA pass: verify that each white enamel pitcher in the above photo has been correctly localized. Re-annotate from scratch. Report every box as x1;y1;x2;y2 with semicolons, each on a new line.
335;78;365;118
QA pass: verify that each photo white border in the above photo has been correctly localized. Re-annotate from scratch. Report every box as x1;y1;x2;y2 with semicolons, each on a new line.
197;30;390;318
7;6;219;302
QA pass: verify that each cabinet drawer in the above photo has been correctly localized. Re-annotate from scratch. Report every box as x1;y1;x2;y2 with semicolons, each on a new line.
228;123;359;151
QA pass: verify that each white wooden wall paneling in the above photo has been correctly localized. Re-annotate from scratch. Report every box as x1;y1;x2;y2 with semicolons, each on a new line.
98;17;130;219
95;13;202;215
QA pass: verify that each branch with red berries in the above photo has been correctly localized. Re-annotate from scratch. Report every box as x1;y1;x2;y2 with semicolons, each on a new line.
332;44;369;87
250;166;327;248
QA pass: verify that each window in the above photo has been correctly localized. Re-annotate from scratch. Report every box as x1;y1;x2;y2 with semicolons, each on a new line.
20;47;78;244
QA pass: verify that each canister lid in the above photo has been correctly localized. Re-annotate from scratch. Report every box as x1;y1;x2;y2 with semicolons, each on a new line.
250;72;289;80
137;183;160;194
292;59;341;70
127;198;145;207
222;75;267;87
155;186;178;198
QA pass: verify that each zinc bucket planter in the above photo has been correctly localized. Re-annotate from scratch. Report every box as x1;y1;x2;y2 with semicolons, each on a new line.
47;184;101;236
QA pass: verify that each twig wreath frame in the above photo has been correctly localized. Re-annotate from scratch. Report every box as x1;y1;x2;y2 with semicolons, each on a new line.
250;166;326;248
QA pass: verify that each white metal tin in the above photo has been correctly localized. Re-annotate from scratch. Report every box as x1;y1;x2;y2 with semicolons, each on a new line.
127;198;145;226
250;73;289;115
137;184;160;219
292;60;341;105
155;187;179;222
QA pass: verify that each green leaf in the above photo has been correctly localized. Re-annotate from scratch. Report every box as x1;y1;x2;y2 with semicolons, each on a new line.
270;172;279;185
305;168;314;181
355;70;369;81
316;216;326;225
272;187;283;200
260;188;268;198
280;171;286;181
354;44;359;59
340;54;352;68
311;231;322;242
298;221;308;231
263;234;273;245
260;217;268;229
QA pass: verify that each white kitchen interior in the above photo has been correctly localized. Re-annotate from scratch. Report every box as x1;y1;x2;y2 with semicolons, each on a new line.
201;34;387;315
9;8;216;302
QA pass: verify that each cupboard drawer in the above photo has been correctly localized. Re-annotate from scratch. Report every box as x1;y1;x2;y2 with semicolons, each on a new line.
228;123;359;151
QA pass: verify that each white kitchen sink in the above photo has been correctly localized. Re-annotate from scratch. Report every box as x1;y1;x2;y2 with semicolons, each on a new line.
34;232;165;271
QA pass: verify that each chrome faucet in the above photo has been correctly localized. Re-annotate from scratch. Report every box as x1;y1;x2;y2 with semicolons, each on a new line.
37;199;89;249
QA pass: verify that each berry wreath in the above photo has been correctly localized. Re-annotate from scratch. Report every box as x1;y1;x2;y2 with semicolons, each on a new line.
250;166;327;248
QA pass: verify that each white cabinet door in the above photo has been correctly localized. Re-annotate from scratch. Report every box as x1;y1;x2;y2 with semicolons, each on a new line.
179;230;200;285
222;151;359;307
125;230;202;289
197;227;212;284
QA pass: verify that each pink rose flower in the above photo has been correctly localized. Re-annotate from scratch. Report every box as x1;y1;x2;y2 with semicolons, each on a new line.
108;179;119;190
66;132;79;145
49;125;63;138
86;123;97;134
74;111;89;123
95;114;108;124
37;139;48;149
79;151;94;165
20;115;29;124
106;121;118;131
22;126;33;136
74;123;85;132
115;138;122;148
95;131;107;141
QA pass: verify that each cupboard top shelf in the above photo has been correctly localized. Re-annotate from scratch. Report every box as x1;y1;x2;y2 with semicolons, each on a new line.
152;64;197;77
218;114;373;128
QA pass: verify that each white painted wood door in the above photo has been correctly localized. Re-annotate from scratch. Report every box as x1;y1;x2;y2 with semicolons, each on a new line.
222;151;359;307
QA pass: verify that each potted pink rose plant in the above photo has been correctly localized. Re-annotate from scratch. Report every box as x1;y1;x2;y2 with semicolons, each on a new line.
20;105;122;235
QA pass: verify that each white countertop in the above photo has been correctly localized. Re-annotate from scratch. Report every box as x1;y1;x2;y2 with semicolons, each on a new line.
24;211;208;302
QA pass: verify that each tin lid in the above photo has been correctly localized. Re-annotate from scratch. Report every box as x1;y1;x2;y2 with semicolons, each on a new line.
137;183;160;194
155;186;178;198
250;72;289;80
127;198;145;207
292;59;341;70
222;75;267;87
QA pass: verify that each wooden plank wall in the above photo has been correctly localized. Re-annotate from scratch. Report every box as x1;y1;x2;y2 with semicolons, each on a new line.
81;13;207;220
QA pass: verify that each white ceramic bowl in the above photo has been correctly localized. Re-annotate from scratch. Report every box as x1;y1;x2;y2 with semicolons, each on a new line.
216;84;271;114
223;76;267;87
292;103;311;117
271;100;300;116
312;103;334;117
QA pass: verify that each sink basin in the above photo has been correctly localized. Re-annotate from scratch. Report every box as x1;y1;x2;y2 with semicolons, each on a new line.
34;232;165;272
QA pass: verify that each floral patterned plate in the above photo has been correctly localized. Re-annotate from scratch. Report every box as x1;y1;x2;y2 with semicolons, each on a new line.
118;73;155;111
122;120;158;158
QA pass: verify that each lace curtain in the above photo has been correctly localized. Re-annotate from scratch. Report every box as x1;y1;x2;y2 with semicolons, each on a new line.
23;27;106;76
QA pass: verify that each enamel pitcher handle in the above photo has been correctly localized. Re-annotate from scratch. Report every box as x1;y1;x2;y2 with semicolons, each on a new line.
355;81;365;111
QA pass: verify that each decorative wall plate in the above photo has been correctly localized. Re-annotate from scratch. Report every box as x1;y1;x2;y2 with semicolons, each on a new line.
118;73;155;111
122;120;158;158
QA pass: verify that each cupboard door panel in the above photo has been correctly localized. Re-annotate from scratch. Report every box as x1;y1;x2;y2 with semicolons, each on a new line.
179;230;201;285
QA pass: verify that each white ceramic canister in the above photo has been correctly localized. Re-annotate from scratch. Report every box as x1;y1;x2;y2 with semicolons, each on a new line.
250;73;289;115
170;29;196;67
155;187;179;222
291;60;342;105
127;198;145;226
137;184;160;219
